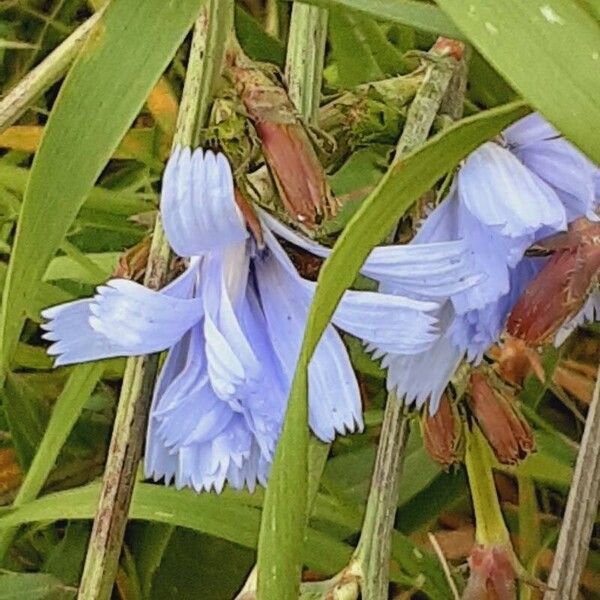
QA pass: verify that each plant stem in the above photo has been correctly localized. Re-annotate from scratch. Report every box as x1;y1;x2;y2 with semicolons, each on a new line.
76;4;232;598
351;40;460;600
353;398;410;600
465;425;511;547
543;363;600;599
0;8;106;135
285;3;328;123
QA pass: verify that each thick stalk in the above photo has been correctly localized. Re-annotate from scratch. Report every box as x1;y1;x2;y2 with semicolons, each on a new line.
351;41;460;600
353;399;410;600
285;3;328;123
0;8;106;135
465;425;511;547
76;4;233;598
543;363;600;599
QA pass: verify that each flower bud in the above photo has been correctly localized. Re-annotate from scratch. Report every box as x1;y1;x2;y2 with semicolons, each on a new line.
508;219;600;345
229;61;337;229
422;393;463;469
469;371;534;465
463;544;516;600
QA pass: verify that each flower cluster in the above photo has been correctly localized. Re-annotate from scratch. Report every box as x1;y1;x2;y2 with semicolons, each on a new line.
42;147;478;492
377;113;599;412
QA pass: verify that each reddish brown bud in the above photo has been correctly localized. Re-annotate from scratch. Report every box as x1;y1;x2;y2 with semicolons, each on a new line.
508;219;600;345
490;338;545;387
463;544;517;600
469;372;534;465
112;238;151;282
432;37;465;61
229;62;337;229
234;187;264;247
422;393;463;469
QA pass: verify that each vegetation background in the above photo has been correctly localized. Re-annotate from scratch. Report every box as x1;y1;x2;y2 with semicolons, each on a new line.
0;0;598;598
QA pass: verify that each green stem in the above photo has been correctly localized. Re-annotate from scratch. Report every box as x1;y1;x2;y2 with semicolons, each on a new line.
176;1;234;148
76;4;232;598
0;7;106;135
465;425;511;547
0;363;104;562
350;42;460;600
353;397;410;600
544;363;600;599
285;3;328;123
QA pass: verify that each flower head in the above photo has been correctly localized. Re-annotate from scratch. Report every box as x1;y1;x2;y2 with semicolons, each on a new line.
379;113;599;412
42;147;478;492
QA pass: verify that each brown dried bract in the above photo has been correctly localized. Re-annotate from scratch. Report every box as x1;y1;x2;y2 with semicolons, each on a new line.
469;371;534;465
422;393;464;469
228;58;338;229
508;218;600;345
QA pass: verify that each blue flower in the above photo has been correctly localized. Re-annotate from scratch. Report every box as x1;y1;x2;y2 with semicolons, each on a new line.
380;114;599;412
42;147;478;492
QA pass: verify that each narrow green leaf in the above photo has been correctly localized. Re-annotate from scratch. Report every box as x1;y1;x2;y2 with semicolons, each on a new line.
0;482;352;576
436;0;600;163
289;0;462;38
258;100;528;599
0;0;207;373
0;363;104;560
0;572;76;600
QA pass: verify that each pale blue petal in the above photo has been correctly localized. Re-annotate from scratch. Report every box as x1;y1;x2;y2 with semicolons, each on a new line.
201;243;262;405
87;278;202;352
41;299;130;366
161;146;247;257
459;142;566;237
260;208;481;298
451;258;543;362
329;288;439;354
42;265;202;365
254;244;362;441
263;224;442;354
145;323;264;493
555;289;600;346
503;113;557;147
383;305;464;413
308;326;363;441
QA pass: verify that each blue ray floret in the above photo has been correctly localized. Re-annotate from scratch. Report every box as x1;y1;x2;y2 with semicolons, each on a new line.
42;147;479;492
378;114;600;412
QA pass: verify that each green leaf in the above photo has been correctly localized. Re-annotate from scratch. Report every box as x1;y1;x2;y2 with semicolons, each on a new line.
257;100;528;600
0;482;352;577
0;363;104;559
435;0;600;163
288;0;462;38
235;6;285;66
327;8;406;88
1;373;49;469
0;572;76;600
44;252;119;285
0;0;207;373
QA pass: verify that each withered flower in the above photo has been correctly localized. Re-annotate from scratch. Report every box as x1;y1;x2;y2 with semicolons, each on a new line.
507;218;600;345
422;393;463;469
228;56;337;229
463;544;517;600
469;371;534;465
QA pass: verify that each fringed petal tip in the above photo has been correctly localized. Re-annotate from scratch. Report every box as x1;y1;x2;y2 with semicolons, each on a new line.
554;290;600;347
161;145;248;257
41;270;203;366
